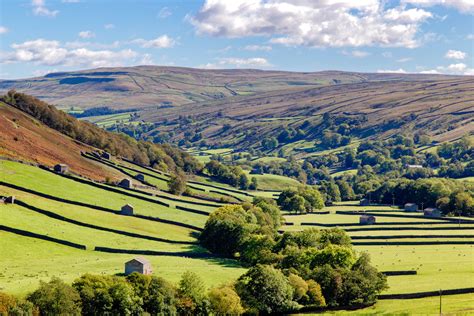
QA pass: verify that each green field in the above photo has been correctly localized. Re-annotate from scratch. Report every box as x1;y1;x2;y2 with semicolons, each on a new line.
80;112;135;128
0;231;245;296
243;170;300;191
0;160;210;227
2;159;473;313
317;293;474;315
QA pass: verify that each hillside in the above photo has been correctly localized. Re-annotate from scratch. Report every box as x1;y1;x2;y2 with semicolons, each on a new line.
1;66;472;155
0;101;121;181
0;91;201;175
145;76;474;153
1;66;456;109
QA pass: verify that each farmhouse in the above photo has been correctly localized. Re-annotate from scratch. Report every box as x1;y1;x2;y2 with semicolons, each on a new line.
404;203;418;212
135;173;145;181
101;152;111;160
360;198;370;206
124;257;152;275
119;178;132;188
360;215;376;225
120;204;134;215
424;208;442;218
53;163;69;174
5;196;15;204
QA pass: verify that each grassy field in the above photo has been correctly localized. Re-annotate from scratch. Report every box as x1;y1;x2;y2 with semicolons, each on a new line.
281;205;474;296
1;159;473;313
0;160;209;227
0;231;246;296
316;293;474;315
243;170;300;191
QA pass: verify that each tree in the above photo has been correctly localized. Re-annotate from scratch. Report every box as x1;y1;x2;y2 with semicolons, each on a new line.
303;280;326;307
177;271;210;315
73;274;142;315
147;276;177;315
236;265;296;314
208;285;244;315
28;277;81;316
249;177;258;190
168;172;187;195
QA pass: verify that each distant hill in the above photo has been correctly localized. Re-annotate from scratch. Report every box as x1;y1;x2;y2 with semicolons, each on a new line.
0;66;460;109
1;66;472;154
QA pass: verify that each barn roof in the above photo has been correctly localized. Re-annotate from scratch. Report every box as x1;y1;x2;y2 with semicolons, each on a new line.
126;257;150;265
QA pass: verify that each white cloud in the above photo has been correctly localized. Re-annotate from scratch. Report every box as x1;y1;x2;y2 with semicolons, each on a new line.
61;0;80;3
78;31;95;39
467;34;474;40
445;49;467;60
377;68;408;73
418;63;473;75
382;51;393;58
0;26;8;34
104;24;115;30
133;35;176;48
244;45;272;51
189;0;433;48
1;39;140;68
200;57;272;69
158;7;172;18
419;69;440;74
402;0;474;14
397;57;413;62
32;0;59;17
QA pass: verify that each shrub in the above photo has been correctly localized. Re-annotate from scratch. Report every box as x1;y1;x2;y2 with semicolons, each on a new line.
28;277;81;316
208;285;244;315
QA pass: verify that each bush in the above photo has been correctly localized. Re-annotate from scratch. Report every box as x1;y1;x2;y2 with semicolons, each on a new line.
236;265;297;314
28;277;81;316
208;285;244;315
168;172;187;195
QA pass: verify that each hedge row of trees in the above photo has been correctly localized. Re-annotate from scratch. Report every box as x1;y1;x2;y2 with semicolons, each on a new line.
199;199;388;313
0;272;244;315
2;90;202;174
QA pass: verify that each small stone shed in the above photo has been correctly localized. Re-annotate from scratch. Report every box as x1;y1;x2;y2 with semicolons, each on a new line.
101;152;111;160
5;196;15;204
119;179;132;188
54;164;69;174
120;204;134;215
135;173;145;181
359;215;376;225
360;198;370;206
404;203;418;212
424;208;442;218
125;257;152;275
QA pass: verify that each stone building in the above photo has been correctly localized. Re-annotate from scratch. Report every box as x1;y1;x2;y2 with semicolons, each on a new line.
125;257;152;275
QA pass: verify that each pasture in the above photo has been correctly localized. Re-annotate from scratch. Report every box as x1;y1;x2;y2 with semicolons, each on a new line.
282;207;474;296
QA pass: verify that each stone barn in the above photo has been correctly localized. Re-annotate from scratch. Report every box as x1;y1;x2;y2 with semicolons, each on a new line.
119;179;132;188
5;196;15;204
54;163;69;174
124;257;152;275
135;173;145;182
404;203;418;212
360;198;370;206
424;208;442;218
360;215;376;225
120;204;134;215
101;152;111;160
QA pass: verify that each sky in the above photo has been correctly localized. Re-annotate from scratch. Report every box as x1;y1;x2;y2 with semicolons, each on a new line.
0;0;473;79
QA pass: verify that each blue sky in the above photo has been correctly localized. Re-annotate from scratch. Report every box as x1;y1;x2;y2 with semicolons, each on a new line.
0;0;473;79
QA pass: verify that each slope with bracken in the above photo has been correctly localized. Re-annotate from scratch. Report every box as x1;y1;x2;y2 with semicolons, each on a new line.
0;91;201;181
